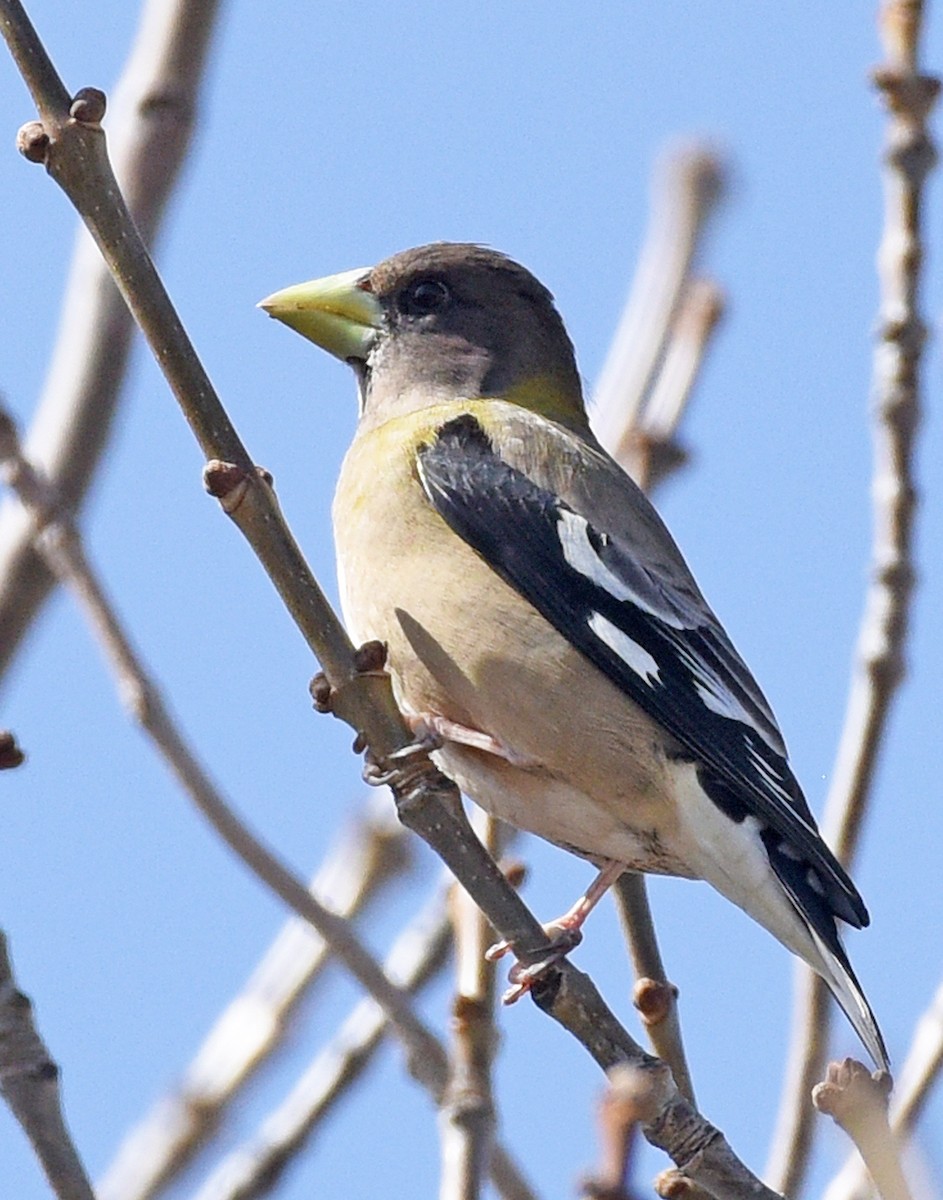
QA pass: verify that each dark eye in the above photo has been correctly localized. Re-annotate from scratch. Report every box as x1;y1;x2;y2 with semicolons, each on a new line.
398;278;451;316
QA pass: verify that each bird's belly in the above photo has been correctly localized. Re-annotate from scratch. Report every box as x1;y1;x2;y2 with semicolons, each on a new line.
435;741;693;876
334;423;689;875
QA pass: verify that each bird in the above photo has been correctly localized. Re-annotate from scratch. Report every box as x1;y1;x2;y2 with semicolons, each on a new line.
259;242;887;1069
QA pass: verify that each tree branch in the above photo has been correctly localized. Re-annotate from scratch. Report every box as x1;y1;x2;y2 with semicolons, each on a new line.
590;143;724;464
96;800;411;1200
439;812;502;1200
0;0;223;680
766;3;937;1190
0;931;95;1200
824;980;943;1200
814;1060;911;1200
763;4;931;1190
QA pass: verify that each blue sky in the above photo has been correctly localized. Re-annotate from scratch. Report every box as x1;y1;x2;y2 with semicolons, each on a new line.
1;3;941;1198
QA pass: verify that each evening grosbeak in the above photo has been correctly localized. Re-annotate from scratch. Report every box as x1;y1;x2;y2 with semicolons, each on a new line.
260;243;886;1068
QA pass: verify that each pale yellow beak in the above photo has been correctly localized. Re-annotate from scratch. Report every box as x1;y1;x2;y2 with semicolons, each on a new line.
258;266;382;362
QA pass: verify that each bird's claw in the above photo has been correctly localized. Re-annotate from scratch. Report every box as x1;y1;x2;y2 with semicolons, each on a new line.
487;927;583;1004
361;730;444;788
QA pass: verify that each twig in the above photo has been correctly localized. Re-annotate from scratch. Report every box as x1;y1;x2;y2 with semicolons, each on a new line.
825;981;943;1200
590;143;724;463
579;1064;651;1200
0;931;95;1200
0;12;791;1193
187;881;533;1200
766;4;937;1191
0;729;25;769
0;401;455;1119
593;247;725;1118
2;399;537;1200
612;875;695;1106
439;812;501;1200
813;1060;911;1200
627;279;725;491
0;0;223;680
97;799;411;1200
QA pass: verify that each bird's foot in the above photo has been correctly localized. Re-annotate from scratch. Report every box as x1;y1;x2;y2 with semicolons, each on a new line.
488;921;585;1004
487;860;626;1003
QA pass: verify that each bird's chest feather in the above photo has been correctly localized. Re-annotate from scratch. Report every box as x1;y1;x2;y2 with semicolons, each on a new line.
333;414;561;732
331;413;680;866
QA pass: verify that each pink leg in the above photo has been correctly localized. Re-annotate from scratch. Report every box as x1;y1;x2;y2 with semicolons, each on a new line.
406;713;535;766
488;860;626;1003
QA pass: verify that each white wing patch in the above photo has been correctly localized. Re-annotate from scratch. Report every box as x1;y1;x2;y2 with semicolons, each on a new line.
556;509;686;628
670;636;775;747
588;611;661;685
745;743;815;831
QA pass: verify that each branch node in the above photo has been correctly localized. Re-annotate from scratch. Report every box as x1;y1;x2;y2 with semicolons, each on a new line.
655;1168;698;1199
203;459;251;513
0;731;26;770
309;672;334;713
633;978;680;1029
812;1057;892;1124
353;639;387;674
16;121;49;164
69;87;107;125
871;67;941;120
501;858;528;890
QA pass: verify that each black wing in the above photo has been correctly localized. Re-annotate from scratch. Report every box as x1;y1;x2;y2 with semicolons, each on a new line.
416;414;867;929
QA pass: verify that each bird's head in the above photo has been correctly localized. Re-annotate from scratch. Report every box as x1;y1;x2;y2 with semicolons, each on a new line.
259;243;587;430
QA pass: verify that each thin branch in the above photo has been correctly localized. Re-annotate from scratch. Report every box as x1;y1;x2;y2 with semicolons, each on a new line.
97;799;411;1200
813;1061;911;1200
439;812;501;1200
825;982;943;1200
766;4;937;1190
186;880;533;1200
0;931;95;1200
0;401;453;1117
624;279;725;490
579;1064;649;1200
590;143;724;462
612;875;695;1106
593;267;725;1116
0;0;223;680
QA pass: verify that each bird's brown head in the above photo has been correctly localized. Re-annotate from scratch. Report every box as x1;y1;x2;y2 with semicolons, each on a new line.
259;243;587;429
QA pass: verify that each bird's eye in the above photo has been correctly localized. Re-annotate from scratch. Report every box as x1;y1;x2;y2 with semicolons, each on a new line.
399;279;451;315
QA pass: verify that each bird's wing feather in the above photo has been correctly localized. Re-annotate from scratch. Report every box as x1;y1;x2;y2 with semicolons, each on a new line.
416;413;867;928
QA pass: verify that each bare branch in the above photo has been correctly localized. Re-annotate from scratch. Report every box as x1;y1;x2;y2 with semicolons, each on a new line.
595;235;723;1116
0;0;223;679
0;402;457;1118
0;931;95;1200
579;1064;649;1200
439;813;502;1200
814;1060;911;1200
590;143;725;461
766;4;938;1190
825;982;943;1200
97;799;411;1200
185;881;533;1200
624;279;725;490
612;875;695;1106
